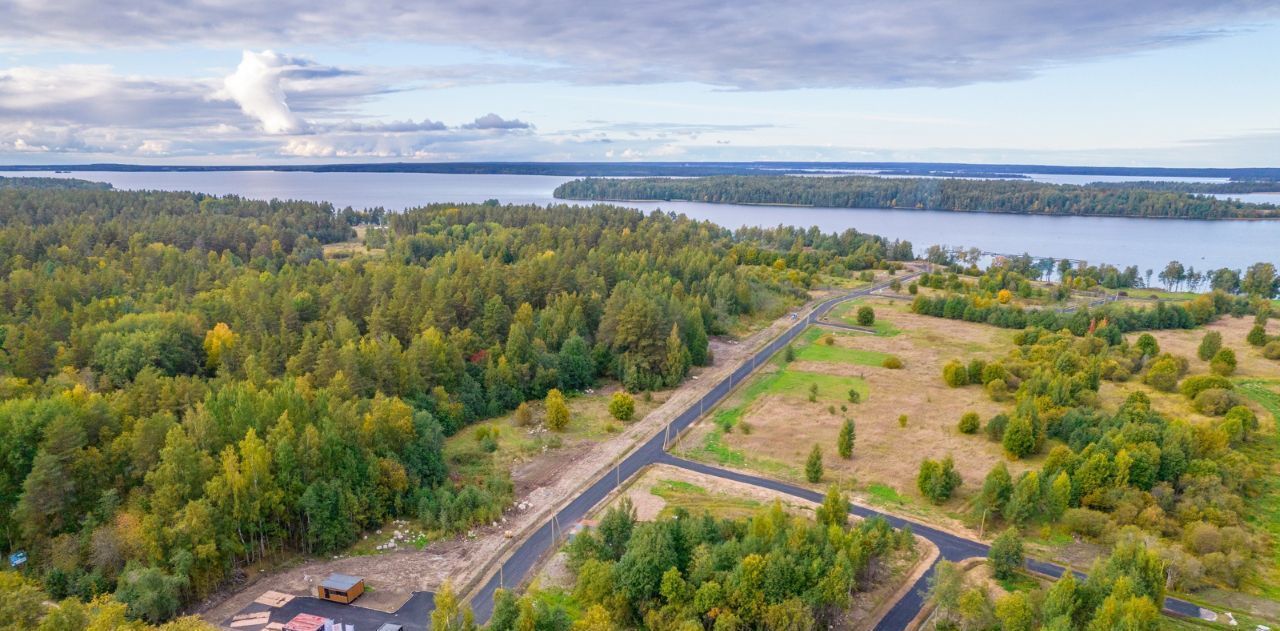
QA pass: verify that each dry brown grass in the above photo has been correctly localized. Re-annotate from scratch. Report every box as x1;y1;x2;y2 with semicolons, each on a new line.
1144;315;1278;379
686;296;1035;506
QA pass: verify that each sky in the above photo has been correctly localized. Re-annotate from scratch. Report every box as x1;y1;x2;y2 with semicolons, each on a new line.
1;1;1278;167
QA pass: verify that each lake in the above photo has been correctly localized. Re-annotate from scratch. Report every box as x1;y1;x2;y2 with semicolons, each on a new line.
3;170;1277;276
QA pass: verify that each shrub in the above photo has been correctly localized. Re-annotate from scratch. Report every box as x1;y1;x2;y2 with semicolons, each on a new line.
908;283;919;295
1179;374;1234;400
1135;333;1159;357
1193;388;1241;416
882;355;903;369
1247;324;1269;347
942;360;968;387
514;402;533;426
545;388;570;431
856;306;875;326
918;455;962;504
1265;340;1280;360
1001;416;1036;459
784;344;796;362
1143;357;1181;392
848;388;861;404
958;412;981;434
1210;348;1237;376
807;382;819;402
988;529;1024;580
1063;508;1113;539
898;414;908;428
1197;331;1222;360
821;334;836;346
985;379;1008;401
608;391;635;421
985;413;1009;442
1224;405;1258;440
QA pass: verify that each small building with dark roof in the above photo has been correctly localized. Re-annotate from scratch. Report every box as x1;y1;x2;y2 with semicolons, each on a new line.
316;573;365;604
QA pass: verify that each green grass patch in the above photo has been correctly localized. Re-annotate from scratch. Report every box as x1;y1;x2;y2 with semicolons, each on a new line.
865;483;907;508
831;300;902;336
1234;379;1280;598
650;479;763;519
998;572;1044;593
796;332;891;367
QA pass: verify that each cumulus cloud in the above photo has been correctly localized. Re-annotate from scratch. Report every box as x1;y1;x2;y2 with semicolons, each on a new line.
222;50;309;134
463;113;531;130
1;1;1275;89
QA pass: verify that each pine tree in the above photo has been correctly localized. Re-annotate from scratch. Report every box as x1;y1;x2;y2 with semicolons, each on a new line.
815;484;848;527
837;419;855;459
805;444;824;483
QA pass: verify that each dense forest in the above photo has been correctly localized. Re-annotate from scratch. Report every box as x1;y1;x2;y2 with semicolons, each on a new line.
1087;180;1280;194
437;494;915;631
0;183;910;622
554;176;1280;219
0;176;112;190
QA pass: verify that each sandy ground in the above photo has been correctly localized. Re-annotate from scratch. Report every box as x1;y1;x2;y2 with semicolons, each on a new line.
203;292;832;625
684;297;1032;507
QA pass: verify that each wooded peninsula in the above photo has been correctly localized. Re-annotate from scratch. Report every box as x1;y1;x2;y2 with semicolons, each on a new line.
554;176;1280;219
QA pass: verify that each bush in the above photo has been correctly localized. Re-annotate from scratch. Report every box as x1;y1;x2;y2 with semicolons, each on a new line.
821;334;836;346
1247;324;1269;347
958;411;981;434
898;414;908;427
985;413;1009;442
514;402;533;426
1001;416;1036;459
988;529;1024;581
942;360;968;387
545;388;570;431
985;379;1008;401
1194;388;1242;416
1179;374;1234;400
1198;331;1222;360
608;391;635;421
882;355;903;369
784;344;796;362
856;306;875;326
1265;340;1280;360
1063;508;1113;539
1210;348;1237;376
1143;357;1181;392
918;455;962;504
908;283;919;295
1135;333;1159;357
848;388;861;404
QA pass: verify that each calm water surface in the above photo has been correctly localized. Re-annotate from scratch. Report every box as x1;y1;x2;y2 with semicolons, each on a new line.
4;170;1276;275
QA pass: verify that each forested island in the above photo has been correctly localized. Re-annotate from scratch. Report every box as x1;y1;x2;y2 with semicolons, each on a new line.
554;175;1280;219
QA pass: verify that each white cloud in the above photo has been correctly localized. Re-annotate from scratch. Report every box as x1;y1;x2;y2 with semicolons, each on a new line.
222;50;307;134
1;1;1275;89
463;113;531;130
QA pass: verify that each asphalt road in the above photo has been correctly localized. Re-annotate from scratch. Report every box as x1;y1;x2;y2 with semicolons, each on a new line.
228;273;1200;629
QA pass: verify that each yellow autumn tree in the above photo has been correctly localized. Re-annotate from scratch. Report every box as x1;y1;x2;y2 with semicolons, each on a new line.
996;289;1013;304
203;323;236;371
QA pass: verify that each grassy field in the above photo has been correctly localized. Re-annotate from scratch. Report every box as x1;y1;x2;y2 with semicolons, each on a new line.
1236;379;1280;599
678;296;1018;509
648;479;764;520
445;384;668;482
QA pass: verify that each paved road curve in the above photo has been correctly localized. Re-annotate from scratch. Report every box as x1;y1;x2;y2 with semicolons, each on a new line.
231;273;1198;629
466;276;916;622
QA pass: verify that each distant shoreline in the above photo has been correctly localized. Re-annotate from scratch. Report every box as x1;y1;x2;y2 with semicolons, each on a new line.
554;195;1280;222
4;161;1280;180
